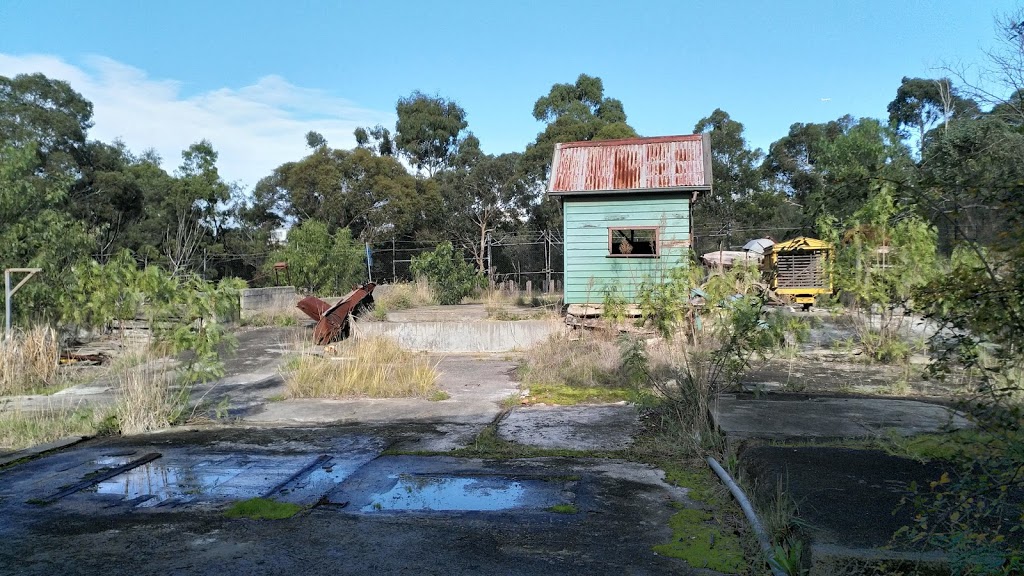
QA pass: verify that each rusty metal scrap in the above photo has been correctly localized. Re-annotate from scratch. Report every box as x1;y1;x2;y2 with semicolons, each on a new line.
297;282;376;345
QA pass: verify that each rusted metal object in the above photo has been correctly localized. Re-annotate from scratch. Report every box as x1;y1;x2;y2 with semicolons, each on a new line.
296;282;376;345
548;134;712;195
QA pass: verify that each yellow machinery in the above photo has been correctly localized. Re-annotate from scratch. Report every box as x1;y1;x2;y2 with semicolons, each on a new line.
764;236;833;308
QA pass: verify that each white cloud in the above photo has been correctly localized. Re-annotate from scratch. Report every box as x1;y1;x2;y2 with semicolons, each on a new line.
0;53;394;189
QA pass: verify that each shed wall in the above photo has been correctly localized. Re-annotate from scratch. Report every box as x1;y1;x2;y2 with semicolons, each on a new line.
563;194;690;304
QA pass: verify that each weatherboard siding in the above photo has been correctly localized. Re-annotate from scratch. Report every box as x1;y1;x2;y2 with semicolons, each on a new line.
563;195;690;304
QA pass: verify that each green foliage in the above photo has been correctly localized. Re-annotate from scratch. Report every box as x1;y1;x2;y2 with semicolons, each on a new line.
440;152;531;273
394;91;468;175
768;538;808;576
523;74;637;179
821;184;938;362
601;284;628;324
0;143;94;322
636;264;787;446
267;220;364;295
409;241;479;305
60;250;243;385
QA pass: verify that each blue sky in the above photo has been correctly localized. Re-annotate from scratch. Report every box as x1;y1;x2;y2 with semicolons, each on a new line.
0;0;1017;187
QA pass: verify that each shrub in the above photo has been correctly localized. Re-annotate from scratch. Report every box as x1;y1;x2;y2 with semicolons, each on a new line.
265;220;364;296
409;242;479;305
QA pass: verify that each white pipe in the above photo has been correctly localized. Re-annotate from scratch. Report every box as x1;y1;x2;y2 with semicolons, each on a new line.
706;456;788;576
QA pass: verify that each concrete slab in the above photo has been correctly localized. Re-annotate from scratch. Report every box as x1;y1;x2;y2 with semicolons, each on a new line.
356;318;562;353
742;446;947;548
714;394;970;440
0;428;706;575
498;404;639;451
0;436;90;467
244;356;519;430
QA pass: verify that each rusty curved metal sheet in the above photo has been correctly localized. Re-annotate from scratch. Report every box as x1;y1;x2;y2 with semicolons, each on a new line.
295;283;376;345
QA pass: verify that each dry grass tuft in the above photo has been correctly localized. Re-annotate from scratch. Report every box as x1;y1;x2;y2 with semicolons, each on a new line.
518;332;625;389
285;337;439;398
116;362;186;435
0;326;60;396
370;280;437;320
240;306;301;327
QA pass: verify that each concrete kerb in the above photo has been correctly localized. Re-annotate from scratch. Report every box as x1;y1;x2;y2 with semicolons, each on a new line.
354;318;562;354
0;435;91;468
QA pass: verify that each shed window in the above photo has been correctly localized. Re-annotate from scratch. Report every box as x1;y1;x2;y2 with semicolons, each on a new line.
609;227;658;257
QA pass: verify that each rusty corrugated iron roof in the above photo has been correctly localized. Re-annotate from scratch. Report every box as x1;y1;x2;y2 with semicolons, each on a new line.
548;134;712;195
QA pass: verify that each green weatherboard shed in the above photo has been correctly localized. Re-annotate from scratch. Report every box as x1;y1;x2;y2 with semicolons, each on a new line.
547;134;713;305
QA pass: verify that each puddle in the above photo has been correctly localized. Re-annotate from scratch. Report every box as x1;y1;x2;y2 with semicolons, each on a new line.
361;475;547;512
89;455;309;506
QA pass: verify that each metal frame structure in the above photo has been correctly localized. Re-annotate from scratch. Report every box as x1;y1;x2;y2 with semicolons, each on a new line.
4;268;42;340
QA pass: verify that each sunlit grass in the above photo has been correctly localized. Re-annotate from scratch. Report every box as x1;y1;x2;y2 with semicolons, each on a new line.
285;337;439;398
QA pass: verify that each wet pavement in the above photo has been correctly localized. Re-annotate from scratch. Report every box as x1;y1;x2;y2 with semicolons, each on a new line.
0;426;704;576
713;393;970;440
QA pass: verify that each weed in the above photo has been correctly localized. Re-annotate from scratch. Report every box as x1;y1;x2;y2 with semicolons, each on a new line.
224;497;303;520
547;503;579;514
769;537;808;576
0;326;60;395
757;476;800;542
116;361;188;435
285;337;440;398
266;394;286;402
428;390;450;402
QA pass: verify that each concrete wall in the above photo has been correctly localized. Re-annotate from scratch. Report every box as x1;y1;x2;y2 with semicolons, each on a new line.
239;286;297;318
354;319;562;353
563;193;690;304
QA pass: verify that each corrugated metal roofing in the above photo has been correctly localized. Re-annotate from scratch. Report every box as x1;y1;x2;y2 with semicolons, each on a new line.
548;134;712;195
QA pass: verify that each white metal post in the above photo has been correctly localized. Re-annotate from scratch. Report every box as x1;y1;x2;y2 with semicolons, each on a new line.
4;268;42;341
4;270;10;341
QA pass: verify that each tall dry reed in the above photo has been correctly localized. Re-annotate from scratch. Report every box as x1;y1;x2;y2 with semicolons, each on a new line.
0;327;60;395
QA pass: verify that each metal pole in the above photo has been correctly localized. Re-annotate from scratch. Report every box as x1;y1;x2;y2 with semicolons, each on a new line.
392;238;396;281
486;231;492;277
4;270;11;341
545;232;552;293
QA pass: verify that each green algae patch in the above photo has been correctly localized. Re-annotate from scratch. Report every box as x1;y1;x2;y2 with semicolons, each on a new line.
224;498;303;520
547;503;579;514
653;507;745;573
524;383;632;406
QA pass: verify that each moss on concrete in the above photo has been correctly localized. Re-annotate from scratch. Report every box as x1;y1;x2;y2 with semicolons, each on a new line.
652;507;746;573
224;497;303;520
524;383;632;406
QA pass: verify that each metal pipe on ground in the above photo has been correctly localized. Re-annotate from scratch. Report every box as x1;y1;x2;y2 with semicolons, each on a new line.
706;456;788;576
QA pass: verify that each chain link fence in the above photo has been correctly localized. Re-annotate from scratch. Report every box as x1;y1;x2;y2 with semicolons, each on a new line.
367;230;564;292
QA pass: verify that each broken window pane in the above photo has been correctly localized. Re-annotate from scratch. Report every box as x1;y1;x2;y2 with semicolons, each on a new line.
609;228;658;256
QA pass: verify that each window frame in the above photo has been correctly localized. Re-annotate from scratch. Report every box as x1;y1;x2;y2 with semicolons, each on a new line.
607;226;660;258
